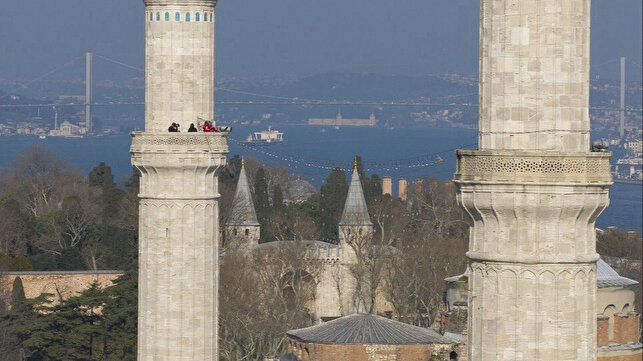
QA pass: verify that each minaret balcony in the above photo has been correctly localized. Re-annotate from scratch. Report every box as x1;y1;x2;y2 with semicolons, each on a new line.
131;131;229;199
130;131;229;154
454;149;612;185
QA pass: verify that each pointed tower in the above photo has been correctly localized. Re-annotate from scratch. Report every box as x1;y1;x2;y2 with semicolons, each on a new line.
338;159;373;247
225;159;260;250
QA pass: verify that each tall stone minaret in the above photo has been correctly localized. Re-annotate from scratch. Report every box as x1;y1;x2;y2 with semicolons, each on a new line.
131;1;227;360
455;1;612;360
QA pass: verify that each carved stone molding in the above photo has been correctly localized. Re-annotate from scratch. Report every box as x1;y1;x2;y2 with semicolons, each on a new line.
455;150;612;184
470;261;595;280
130;132;229;154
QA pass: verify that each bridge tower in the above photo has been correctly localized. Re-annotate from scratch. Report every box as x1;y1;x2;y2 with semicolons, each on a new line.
131;0;227;360
455;1;612;359
85;52;92;134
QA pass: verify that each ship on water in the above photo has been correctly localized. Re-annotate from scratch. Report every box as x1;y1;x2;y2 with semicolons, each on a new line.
245;126;284;144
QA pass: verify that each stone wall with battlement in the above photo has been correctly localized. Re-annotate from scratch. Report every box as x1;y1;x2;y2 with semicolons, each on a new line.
0;271;124;310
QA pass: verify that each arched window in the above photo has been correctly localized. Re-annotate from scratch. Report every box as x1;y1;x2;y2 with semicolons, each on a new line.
233;229;237;236
195;13;200;22
149;12;153;21
450;351;458;360
186;12;191;22
165;12;170;21
204;13;208;22
603;305;617;341
175;12;180;21
156;12;160;21
245;229;249;236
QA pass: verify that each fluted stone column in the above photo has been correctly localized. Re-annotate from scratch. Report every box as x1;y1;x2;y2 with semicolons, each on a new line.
455;1;612;360
133;1;225;360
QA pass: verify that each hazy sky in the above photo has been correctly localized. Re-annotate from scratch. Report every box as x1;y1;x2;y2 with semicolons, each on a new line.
0;0;641;81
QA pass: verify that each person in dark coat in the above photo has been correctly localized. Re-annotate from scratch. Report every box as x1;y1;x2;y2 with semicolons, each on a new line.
188;123;198;132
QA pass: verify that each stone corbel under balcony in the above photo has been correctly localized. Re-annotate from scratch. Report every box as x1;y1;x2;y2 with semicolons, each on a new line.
454;150;612;185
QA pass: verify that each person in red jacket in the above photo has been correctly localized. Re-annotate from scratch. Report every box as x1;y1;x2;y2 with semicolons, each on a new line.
203;121;211;132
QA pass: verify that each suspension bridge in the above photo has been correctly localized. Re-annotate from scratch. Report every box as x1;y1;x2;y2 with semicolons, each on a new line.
1;53;640;111
0;53;641;179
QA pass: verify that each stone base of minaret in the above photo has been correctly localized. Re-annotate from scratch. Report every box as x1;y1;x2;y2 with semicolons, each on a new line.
455;150;611;360
131;132;228;361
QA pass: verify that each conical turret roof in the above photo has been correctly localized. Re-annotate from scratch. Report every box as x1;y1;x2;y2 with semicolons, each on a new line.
226;162;260;226
339;163;372;226
597;258;638;288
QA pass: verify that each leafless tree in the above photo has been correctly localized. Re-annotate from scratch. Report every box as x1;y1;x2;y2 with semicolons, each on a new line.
31;185;100;256
0;144;81;218
410;178;469;240
219;241;322;361
386;235;467;327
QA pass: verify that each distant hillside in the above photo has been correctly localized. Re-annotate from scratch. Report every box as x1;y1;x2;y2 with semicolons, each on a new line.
276;72;475;101
217;72;477;103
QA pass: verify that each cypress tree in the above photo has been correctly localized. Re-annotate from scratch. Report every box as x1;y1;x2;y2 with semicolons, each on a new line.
319;167;348;241
254;168;270;220
272;184;284;212
11;276;26;308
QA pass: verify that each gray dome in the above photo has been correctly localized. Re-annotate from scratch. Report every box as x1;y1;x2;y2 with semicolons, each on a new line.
287;313;451;345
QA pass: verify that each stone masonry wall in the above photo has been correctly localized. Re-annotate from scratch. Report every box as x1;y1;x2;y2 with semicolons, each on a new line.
479;0;591;152
613;313;641;344
145;3;215;132
0;271;123;310
597;316;610;347
287;340;447;361
597;353;643;361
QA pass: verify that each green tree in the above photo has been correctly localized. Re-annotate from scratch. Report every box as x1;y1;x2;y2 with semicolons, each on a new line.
319;167;348;241
0;198;30;257
0;293;52;360
55;247;88;271
13;283;106;361
272;184;284;212
363;174;382;208
102;271;138;360
89;162;125;222
11;277;26;308
0;253;32;272
254;168;270;220
88;162;114;188
254;168;271;242
597;230;642;260
353;156;381;208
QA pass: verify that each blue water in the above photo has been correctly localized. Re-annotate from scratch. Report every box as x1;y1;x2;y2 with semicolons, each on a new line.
0;127;640;232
